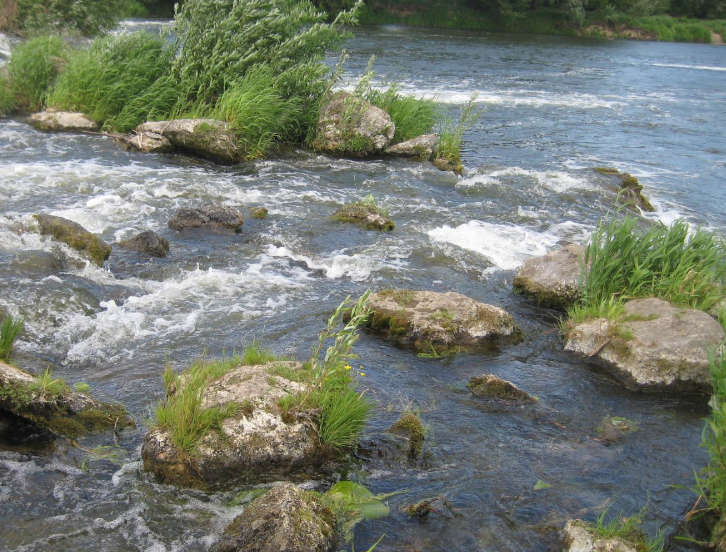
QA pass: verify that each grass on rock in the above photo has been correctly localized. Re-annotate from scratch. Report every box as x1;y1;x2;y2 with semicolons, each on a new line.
0;316;24;362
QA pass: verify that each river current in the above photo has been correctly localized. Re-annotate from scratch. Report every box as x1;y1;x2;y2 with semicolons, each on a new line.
0;22;725;551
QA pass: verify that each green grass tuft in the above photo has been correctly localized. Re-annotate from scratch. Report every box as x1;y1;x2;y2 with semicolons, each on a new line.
434;95;482;169
0;316;24;362
365;85;438;144
6;35;68;113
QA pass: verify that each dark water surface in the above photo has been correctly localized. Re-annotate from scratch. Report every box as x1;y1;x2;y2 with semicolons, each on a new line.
0;23;725;551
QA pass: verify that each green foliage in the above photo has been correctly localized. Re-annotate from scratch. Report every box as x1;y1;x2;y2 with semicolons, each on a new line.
434;95;482;167
15;0;124;36
585;506;664;551
318;385;373;449
5;35;68;113
565;297;625;327
577;216;726;314
0;316;24;362
73;382;90;393
534;480;553;490
49;32;173;129
0;75;15;116
109;75;180;132
30;367;68;398
323;481;397;541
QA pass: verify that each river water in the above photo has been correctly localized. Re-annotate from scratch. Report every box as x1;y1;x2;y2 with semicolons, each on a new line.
1;22;725;552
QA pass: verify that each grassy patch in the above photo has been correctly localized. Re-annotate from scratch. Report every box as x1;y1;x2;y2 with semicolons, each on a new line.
365;85;438;144
434;95;482;172
584;507;664;551
0;316;24;362
14;0;124;36
30;367;68;398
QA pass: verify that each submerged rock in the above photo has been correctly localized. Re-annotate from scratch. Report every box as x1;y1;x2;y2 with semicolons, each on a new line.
332;202;395;231
563;519;638;552
136;119;240;164
363;290;523;354
34;214;111;266
249;206;268;220
313;91;395;157
0;361;133;438
30;110;99;132
564;298;724;391
432;156;463;175
118;230;170;258
388;412;425;459
466;374;535;401
593;167;655;213
213;483;337;552
116;131;174;154
385;133;438;158
142;362;327;489
513;244;585;309
168;204;244;232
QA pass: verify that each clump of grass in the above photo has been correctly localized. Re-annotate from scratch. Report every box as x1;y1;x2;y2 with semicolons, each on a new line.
434;94;482;171
14;0;124;36
30;366;68;398
0;316;24;362
584;506;664;551
5;35;68;113
365;85;438;144
48;32;173;129
575;216;726;318
108;75;180;132
0;74;16;115
390;411;425;458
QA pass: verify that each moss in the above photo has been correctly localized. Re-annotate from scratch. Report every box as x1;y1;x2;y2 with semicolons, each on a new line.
389;412;425;458
594;167;622;175
597;415;638;435
331;202;395;231
466;375;535;401
249;206;268;219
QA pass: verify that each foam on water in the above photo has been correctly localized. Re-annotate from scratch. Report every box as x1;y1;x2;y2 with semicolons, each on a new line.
652;63;726;72
458;166;592;193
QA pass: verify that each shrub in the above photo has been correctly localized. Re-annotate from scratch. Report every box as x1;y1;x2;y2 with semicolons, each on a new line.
15;0;124;36
0;316;24;362
49;32;173;128
6;34;68;113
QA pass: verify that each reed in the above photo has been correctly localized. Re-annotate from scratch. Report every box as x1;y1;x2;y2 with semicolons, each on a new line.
6;34;67;113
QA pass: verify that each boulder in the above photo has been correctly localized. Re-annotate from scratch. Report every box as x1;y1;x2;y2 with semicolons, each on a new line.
116;131;173;154
563;520;638;552
313;91;395;157
513;244;585;309
432;156;463;175
331;202;395;231
142;361;327;489
213;483;337;552
29;110;99;132
34;214;111;266
564;298;725;391
0;361;133;438
118;230;170;258
168;203;244;232
466;374;535;401
593;168;654;213
385;133;438;158
388;412;425;459
363;290;523;354
136;119;240;164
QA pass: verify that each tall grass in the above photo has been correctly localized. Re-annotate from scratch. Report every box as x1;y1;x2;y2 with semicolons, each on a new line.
6;35;68;113
0;316;24;362
578;216;726;315
365;85;438;144
49;33;173;128
0;75;15;116
108;75;179;132
15;0;124;36
434;95;482;168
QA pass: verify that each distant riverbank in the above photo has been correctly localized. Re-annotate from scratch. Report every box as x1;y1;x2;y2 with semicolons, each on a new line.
360;2;726;44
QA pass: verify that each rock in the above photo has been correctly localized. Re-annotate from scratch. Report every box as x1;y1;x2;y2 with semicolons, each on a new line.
564;298;725;391
118;230;170;258
593;168;654;213
332;202;395;231
388;412;425;459
513;244;585;309
12;250;65;275
313;91;395;157
213;483;337;552
168;204;244;232
29;110;99;132
142;361;327;489
0;361;133;438
34;214;111;266
249;207;268;220
711;298;726;318
466;374;535;401
136;119;240;164
563;519;638;552
116;131;173;154
385;133;438;158
363;290;523;354
432;156;463;175
597;416;637;444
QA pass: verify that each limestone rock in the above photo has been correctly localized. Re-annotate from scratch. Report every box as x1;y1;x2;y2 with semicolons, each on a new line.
168;203;244;232
34;214;111;266
0;361;133;438
466;374;535;401
313;91;395;157
30;110;99;132
385;133;438;158
332;202;395;231
513;244;585;309
593;168;654;213
116;131;173;154
563;520;638;552
364;290;523;353
118;230;170;258
564;298;724;390
142;362;327;489
213;483;337;552
136;119;240;164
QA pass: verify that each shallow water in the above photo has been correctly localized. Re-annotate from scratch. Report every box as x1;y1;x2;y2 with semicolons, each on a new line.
0;23;725;552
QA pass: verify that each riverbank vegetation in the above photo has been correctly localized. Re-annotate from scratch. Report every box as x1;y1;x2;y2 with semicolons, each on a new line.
0;316;24;362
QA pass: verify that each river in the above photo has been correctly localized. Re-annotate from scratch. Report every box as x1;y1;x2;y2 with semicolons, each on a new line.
0;21;725;551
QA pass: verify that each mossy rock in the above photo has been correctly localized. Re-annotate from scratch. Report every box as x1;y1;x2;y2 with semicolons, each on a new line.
466;374;535;401
249;206;268;219
34;214;111;266
388;412;425;459
593;167;654;213
597;415;638;443
331;202;395;231
0;361;133;438
433;157;463;175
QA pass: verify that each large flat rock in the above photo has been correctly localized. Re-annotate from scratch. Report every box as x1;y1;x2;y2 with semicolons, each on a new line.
137;119;240;164
30;110;99;132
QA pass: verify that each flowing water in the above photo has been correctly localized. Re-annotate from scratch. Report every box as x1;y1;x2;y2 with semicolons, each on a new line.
1;22;725;552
